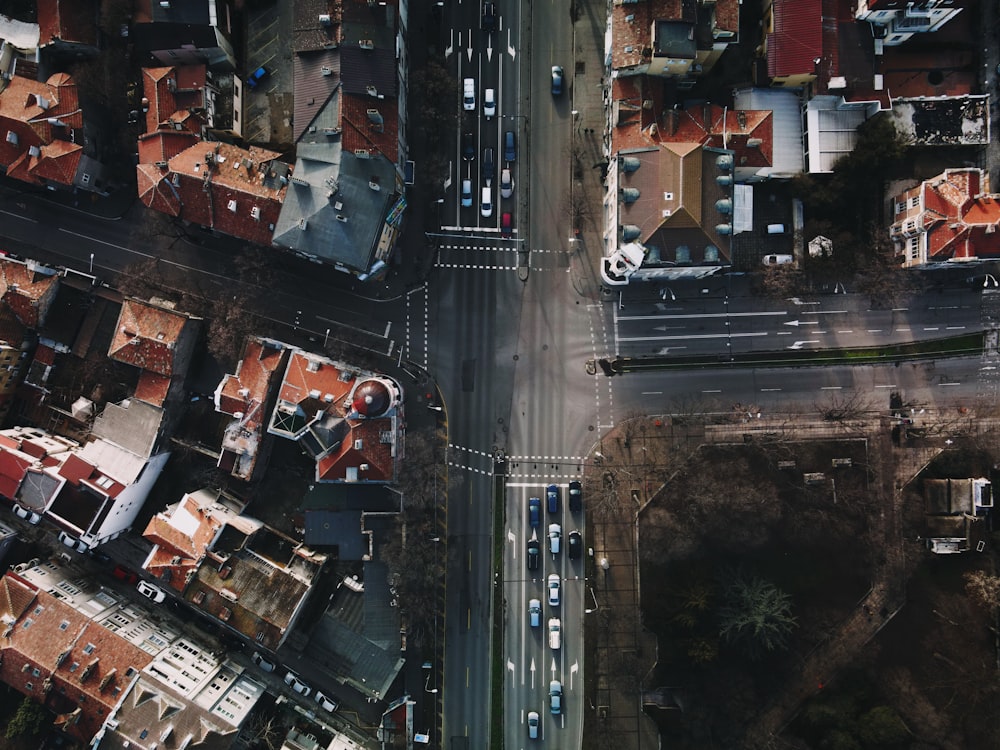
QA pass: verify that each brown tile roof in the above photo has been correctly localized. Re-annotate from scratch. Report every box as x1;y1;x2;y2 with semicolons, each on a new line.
134;371;171;407
0;572;154;743
216;338;287;431
341;92;398;164
660;104;773;169
316;417;393;481
108;299;194;376
138;143;289;247
714;0;740;34
137;130;200;165
0;446;30;500
37;0;98;47
610;0;689;71
767;0;823;78
7;139;84;188
0;260;59;329
278;350;355;407
142;492;232;591
142;66;206;136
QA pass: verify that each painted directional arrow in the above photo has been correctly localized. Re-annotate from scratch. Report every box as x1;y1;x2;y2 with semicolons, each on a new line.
784;319;819;327
507;659;515;684
466;29;474;61
486;34;493;62
551;657;557;676
530;658;536;689
788;297;820;306
446;29;454;58
787;340;820;350
507;529;516;544
507;28;516;59
570;662;578;689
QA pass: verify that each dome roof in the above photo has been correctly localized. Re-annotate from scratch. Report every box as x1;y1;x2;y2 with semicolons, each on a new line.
352;379;392;417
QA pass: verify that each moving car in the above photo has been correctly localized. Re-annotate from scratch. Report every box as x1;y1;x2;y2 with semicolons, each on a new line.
482;147;495;184
136;580;166;604
462;131;475;161
568;480;582;512
504;130;516;162
548;573;560;606
551;65;564;96
480;186;493;218
568;530;582;559
528;497;541;527
528;598;541;627
500;168;514;198
463;78;476;111
461;179;473;208
12;503;41;525
527;536;540;571
284;671;312;697
483;88;496;119
500;211;512;238
112;565;139;584
315;691;339;712
527;710;540;739
546;484;560;514
251;652;276;672
549;680;563;714
548;618;561;650
482;2;496;32
548;523;561;555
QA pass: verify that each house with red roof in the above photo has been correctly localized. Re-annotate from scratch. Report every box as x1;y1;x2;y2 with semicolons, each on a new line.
108;298;200;408
2;559;265;748
890;168;1000;268
0;70;110;194
268;350;404;483
36;0;99;59
213;337;290;481
141;487;327;651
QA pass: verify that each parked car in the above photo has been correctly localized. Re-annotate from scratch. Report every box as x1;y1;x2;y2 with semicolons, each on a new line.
527;710;540;739
548;618;561;649
461;179;473;208
568;530;582;559
762;254;794;266
58;532;89;553
551;65;564;96
568;480;582;512
548;573;560;606
463;78;476;111
528;497;541;527
251;652;276;672
548;523;561;555
527;537;540;571
500;168;514;199
315;691;339;712
112;564;139;584
528;598;541;627
549;680;563;714
136;580;166;604
546;484;560;514
246;66;269;90
504;130;516;162
483;88;496;119
500;211;512;238
284;671;312;697
11;503;40;525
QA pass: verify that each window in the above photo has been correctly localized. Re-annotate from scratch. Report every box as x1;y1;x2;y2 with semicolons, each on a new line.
22;618;33;629
31;668;39;677
908;236;919;259
59;621;69;631
909;196;919;208
894;202;904;215
96;476;113;489
81;173;91;186
82;643;95;655
25;682;33;691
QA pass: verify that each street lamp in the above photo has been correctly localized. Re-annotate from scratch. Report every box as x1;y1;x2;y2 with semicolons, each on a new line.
424;674;438;694
89;253;94;274
584;587;600;614
984;274;998;288
659;286;675;301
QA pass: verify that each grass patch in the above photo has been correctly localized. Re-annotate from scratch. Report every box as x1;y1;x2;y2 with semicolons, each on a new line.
490;474;505;750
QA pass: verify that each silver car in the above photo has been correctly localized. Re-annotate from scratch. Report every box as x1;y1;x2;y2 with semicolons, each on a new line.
500;168;514;199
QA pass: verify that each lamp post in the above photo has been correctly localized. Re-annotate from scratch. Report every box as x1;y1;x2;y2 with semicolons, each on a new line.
89;253;94;274
659;286;675;301
584;586;600;614
424;673;438;694
984;274;998;288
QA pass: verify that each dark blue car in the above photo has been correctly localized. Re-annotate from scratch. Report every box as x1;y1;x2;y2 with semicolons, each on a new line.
546;484;560;514
528;497;541;527
504;131;516;162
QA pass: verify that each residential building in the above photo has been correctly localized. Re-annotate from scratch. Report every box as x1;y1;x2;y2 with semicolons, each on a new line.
36;0;99;61
141;488;328;651
0;559;264;747
213;337;290;481
855;0;963;46
889;168;1000;267
268;349;404;483
130;0;238;70
922;477;991;554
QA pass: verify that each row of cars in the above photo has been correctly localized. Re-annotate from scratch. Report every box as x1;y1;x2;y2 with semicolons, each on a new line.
526;679;563;738
251;652;340;713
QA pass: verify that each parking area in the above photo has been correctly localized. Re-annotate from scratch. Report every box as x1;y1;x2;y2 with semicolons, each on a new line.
244;3;295;146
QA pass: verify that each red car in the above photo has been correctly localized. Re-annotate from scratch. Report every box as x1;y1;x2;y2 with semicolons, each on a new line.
112;565;138;584
501;211;513;238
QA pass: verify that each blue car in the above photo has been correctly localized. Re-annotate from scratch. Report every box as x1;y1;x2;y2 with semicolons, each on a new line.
504;130;516;162
528;497;541;527
246;66;269;90
546;484;560;514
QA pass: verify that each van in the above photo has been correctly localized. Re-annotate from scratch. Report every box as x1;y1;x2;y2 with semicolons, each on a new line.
461;179;473;208
481;187;493;218
463;78;475;111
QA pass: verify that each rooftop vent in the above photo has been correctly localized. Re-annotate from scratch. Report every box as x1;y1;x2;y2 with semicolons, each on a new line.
321;67;333;76
366;85;378;97
227;199;237;212
298;218;308;231
319;13;331;25
360;39;374;50
369;180;381;191
250;206;261;220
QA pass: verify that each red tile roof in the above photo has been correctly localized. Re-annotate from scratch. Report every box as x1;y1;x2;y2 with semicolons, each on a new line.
610;0;686;71
108;299;194;377
138;143;289;247
660;104;773;169
767;0;823;78
37;0;98;47
341;93;399;164
134;370;171;407
0;572;154;743
316;418;393;481
216;338;287;431
142;492;230;592
142;66;206;136
0;260;59;328
0;448;30;501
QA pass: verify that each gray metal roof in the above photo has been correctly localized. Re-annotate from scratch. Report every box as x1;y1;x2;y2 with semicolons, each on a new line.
91;398;165;459
733;87;805;177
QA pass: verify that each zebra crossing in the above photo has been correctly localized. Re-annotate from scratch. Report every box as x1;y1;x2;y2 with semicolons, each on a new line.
430;238;570;272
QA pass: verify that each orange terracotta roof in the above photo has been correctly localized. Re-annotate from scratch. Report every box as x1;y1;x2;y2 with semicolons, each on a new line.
134;370;171;407
216;338;287;431
341;92;399;164
317;418;393;481
108;299;192;376
37;0;98;47
0;260;58;328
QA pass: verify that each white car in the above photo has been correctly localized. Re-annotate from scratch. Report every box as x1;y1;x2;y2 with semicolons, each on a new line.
58;531;89;553
483;87;496;118
251;652;276;672
461;179;473;208
548;523;561;555
527;710;540;739
315;691;339;712
463;78;475;111
547;573;560;606
500;168;513;199
284;671;312;697
480;186;493;218
548;618;561;650
12;503;41;525
136;580;167;604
